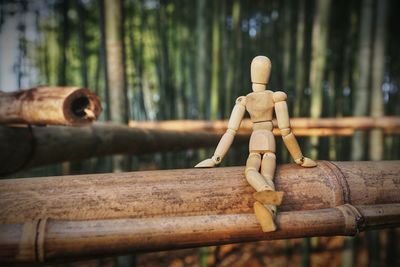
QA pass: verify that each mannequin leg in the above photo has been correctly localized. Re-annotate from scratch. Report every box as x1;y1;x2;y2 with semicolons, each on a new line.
245;153;272;192
245;152;277;232
261;152;276;185
253;152;283;208
260;152;278;215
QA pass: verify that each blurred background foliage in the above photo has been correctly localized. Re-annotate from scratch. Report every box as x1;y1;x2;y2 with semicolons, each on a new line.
0;0;399;266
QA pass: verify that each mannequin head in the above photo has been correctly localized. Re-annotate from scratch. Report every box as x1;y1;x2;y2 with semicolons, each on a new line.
250;56;271;92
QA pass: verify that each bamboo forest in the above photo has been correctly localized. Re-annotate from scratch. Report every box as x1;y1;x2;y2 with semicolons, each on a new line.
0;0;399;266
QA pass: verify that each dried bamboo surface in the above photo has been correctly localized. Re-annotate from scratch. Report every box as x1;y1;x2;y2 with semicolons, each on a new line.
2;116;400;175
129;116;400;135
0;161;399;263
0;87;102;126
0;123;249;175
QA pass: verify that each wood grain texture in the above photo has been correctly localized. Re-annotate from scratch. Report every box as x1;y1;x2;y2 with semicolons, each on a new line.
1;204;398;263
0;87;102;126
1;161;399;224
0;161;399;263
41;204;399;259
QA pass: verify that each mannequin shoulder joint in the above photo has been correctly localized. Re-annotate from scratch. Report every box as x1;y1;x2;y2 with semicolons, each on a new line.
273;91;287;103
235;96;246;106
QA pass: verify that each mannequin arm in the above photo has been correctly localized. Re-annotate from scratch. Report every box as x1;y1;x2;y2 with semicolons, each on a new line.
195;96;246;167
273;91;316;167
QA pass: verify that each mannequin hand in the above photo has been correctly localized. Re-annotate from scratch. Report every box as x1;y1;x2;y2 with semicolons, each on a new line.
195;158;216;168
295;157;317;168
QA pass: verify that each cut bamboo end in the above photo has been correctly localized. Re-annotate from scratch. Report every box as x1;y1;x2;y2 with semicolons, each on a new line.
253;201;277;232
63;88;102;125
0;86;102;126
253;191;284;205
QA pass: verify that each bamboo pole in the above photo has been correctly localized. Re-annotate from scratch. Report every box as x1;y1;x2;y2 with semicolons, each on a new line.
0;87;102;125
129;117;400;133
352;0;374;161
0;123;249;175
369;0;388;161
2;116;400;174
0;161;399;263
308;0;332;159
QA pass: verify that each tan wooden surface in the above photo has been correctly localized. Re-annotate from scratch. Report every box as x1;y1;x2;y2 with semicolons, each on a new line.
1;161;399;224
0;161;399;263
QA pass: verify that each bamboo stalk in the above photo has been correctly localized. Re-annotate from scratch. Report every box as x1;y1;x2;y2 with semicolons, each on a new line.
0;87;102;125
1;204;398;264
0;123;249;175
352;0;374;161
2;118;400;175
0;161;399;263
129;117;400;133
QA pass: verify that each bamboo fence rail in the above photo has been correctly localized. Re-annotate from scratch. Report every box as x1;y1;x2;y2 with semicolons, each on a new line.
0;160;399;263
129;116;400;135
0;87;102;126
0;123;249;175
2;116;400;175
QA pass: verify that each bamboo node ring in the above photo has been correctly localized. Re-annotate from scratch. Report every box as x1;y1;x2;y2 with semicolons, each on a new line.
336;204;365;235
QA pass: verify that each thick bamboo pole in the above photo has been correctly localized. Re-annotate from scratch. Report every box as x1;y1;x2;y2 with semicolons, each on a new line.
1;204;398;264
0;87;102;125
0;123;249;175
129;117;400;133
0;161;399;263
2;116;400;174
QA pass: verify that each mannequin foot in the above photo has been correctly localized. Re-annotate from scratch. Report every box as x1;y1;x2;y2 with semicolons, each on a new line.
254;201;277;232
253;190;284;205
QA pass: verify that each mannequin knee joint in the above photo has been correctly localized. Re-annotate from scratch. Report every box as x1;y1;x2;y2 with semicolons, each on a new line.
262;152;276;160
245;153;261;173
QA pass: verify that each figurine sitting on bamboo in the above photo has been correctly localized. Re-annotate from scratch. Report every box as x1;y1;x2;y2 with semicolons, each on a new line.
195;56;317;232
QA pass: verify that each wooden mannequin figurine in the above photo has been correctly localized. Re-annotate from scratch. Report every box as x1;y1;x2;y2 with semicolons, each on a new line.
195;56;317;232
